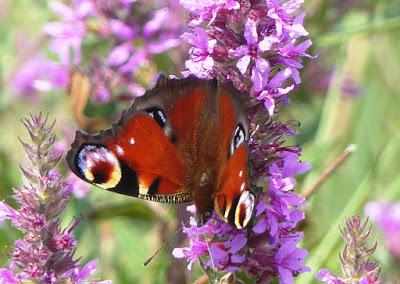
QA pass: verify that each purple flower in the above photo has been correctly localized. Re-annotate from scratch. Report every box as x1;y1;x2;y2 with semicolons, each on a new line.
11;56;69;98
242;152;309;282
180;0;240;25
44;1;94;65
71;260;101;282
341;74;361;98
273;234;309;284
67;172;91;198
172;215;213;270
109;19;135;40
316;269;345;284
119;49;149;75
181;27;216;78
43;0;186;102
119;0;137;9
0;263;20;284
107;43;132;67
0;202;17;225
266;0;308;37
143;7;183;53
228;18;271;91
256;74;291;115
0;113;108;283
365;201;400;259
181;0;312;115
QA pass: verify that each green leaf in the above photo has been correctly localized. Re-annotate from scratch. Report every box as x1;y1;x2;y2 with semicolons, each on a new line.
86;200;159;222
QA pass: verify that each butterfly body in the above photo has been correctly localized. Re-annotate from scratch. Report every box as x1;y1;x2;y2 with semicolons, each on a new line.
67;75;256;229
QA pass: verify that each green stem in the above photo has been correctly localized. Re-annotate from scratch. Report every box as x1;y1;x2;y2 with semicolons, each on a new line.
317;16;400;46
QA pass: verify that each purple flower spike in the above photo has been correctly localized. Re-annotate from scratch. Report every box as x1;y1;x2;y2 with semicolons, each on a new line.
177;1;313;282
317;216;380;284
181;0;312;115
0;113;109;283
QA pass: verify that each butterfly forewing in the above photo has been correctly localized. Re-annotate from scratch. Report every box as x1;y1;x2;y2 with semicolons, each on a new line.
67;114;191;203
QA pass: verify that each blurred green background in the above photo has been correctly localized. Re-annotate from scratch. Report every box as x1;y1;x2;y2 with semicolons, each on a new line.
0;0;400;283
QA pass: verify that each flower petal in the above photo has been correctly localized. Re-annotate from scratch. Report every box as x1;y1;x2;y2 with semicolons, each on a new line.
278;267;294;284
251;67;263;92
48;2;74;20
244;19;258;46
262;94;275;116
236;55;251;75
228;45;249;58
0;201;17;224
107;44;132;66
258;35;279;52
172;248;185;258
109;19;135;40
74;260;98;281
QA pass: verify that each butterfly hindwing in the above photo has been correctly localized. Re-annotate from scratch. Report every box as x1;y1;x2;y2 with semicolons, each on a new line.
213;91;255;229
215;144;255;229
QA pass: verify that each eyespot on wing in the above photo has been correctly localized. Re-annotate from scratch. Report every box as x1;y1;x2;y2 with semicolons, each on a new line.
77;145;122;189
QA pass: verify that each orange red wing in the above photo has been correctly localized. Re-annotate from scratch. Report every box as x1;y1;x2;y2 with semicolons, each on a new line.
209;91;256;229
215;144;255;229
66;113;192;203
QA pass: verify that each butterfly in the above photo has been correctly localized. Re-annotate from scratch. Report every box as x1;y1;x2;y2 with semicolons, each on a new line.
66;75;256;229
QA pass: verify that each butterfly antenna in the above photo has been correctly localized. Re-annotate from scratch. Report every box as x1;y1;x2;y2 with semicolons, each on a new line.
200;216;216;271
204;235;216;271
143;219;188;266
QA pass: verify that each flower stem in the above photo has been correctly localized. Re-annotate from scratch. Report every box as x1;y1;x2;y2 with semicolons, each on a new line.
317;16;400;46
301;144;357;199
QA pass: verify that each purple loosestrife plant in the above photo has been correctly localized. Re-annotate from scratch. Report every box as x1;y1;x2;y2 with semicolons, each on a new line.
174;1;312;283
0;113;109;284
316;216;380;284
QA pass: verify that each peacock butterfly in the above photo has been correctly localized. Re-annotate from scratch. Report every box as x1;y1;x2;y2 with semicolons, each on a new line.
66;75;256;229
